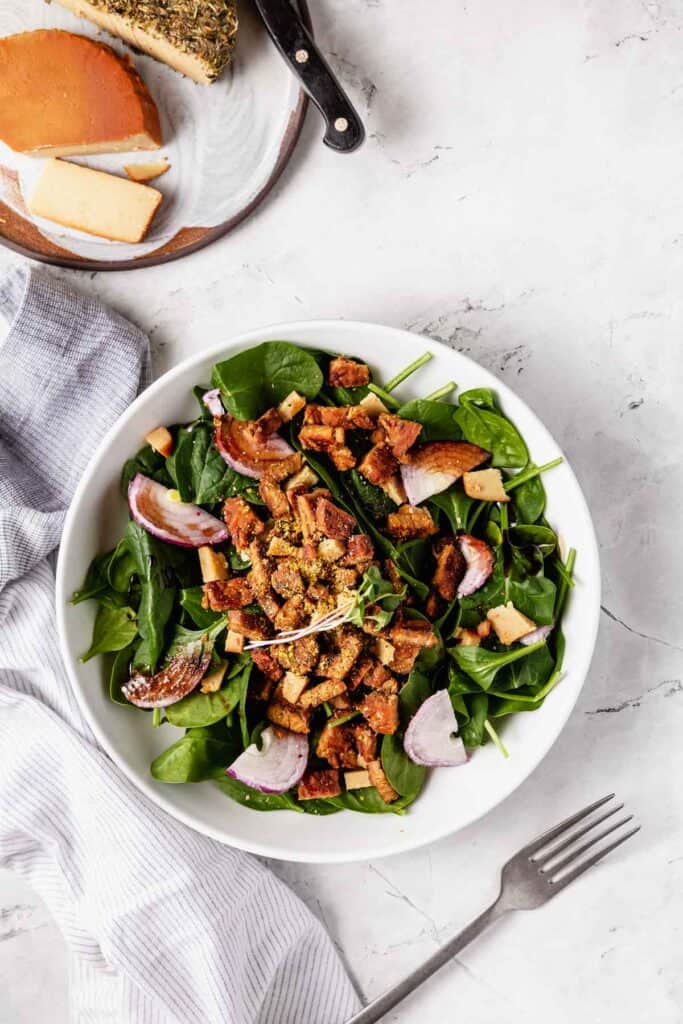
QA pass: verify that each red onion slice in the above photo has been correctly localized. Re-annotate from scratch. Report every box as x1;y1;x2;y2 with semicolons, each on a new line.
202;389;225;417
400;441;489;506
128;474;229;548
456;534;495;597
400;464;456;506
214;416;293;480
226;726;309;793
123;640;211;709
404;689;468;767
520;623;554;646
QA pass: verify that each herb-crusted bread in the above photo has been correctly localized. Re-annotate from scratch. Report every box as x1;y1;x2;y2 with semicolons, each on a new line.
53;0;239;84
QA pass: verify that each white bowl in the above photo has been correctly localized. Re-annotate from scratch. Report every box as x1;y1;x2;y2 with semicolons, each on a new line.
56;321;600;863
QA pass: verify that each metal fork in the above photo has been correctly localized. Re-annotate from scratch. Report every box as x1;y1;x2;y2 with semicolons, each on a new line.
347;794;639;1024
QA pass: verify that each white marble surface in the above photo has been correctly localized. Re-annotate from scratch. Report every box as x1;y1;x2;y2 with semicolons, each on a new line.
1;0;682;1020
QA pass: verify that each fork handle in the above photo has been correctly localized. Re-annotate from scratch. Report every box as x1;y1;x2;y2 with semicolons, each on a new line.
345;899;506;1024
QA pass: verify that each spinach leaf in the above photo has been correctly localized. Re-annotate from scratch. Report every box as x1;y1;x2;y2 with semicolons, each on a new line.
325;790;407;815
450;638;546;690
125;521;178;672
215;776;304;812
429;487;475;533
164;616;227;661
494;643;555;693
380;669;430;801
165;661;244;728
381;731;425;802
510;471;546;524
460;692;489;747
328;384;371;405
396;399;462;441
71;551;116;605
107;538;137;593
151;733;234;783
80;604;138;662
508;524;557;557
346;470;397;519
300;798;343;816
398;670;432;727
236;656;253;749
507;576;556;625
108;643;136;705
211;342;323;420
121;443;173;496
168;422;261;505
180;586;222;629
454;389;528;468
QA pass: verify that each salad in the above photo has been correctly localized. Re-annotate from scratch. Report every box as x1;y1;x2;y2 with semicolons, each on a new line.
73;341;575;816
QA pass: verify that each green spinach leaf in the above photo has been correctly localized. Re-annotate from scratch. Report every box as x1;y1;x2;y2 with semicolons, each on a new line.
507;576;556;625
121;443;173;496
450;638;546;690
510;471;546;524
215;776;304;812
108;642;136;705
211;342;323;420
429;487;475;533
165;662;244;728
396;399;462;441
125;521;177;673
180;586;222;629
454;389;528;468
151;733;234;783
460;692;489;747
168;422;261;505
71;551;117;605
347;470;397;519
80;604;138;662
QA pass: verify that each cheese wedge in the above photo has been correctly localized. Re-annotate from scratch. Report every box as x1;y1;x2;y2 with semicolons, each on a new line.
28;159;162;244
124;159;170;182
0;30;161;158
54;0;238;84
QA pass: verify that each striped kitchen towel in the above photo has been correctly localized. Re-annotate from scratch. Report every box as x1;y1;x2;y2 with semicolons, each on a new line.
0;264;359;1024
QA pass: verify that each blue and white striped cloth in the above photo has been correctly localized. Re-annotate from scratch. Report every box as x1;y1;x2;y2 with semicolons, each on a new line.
0;264;360;1024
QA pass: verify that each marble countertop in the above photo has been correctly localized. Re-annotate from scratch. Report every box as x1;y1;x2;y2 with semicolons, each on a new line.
1;0;681;1020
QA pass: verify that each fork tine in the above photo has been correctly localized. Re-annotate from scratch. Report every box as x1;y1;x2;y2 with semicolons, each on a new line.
520;794;616;857
542;815;634;876
534;803;624;864
549;825;641;892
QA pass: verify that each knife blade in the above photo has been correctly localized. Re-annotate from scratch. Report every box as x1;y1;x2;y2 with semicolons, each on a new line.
253;0;365;154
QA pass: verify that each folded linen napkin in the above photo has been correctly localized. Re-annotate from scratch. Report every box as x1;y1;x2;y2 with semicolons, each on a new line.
0;264;359;1024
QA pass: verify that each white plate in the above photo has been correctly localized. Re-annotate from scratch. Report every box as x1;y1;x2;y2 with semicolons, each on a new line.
56;321;601;863
0;0;307;268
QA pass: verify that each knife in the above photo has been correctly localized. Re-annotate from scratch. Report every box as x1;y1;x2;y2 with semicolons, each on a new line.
253;0;365;153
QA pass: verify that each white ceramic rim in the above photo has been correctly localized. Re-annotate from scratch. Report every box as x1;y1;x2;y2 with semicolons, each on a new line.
56;321;601;862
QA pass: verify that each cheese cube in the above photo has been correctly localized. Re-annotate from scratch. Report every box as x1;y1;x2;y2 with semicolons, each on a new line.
281;672;309;705
198;547;230;583
28;158;162;243
486;603;537;645
344;769;371;791
277;391;306;422
144;426;173;457
463;469;510;503
200;660;228;694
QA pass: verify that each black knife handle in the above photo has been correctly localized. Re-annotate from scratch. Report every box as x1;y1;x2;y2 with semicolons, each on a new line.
258;1;365;153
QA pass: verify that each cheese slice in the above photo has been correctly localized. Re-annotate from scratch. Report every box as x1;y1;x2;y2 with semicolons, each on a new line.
54;0;238;85
0;30;161;158
28;159;163;244
124;159;170;182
